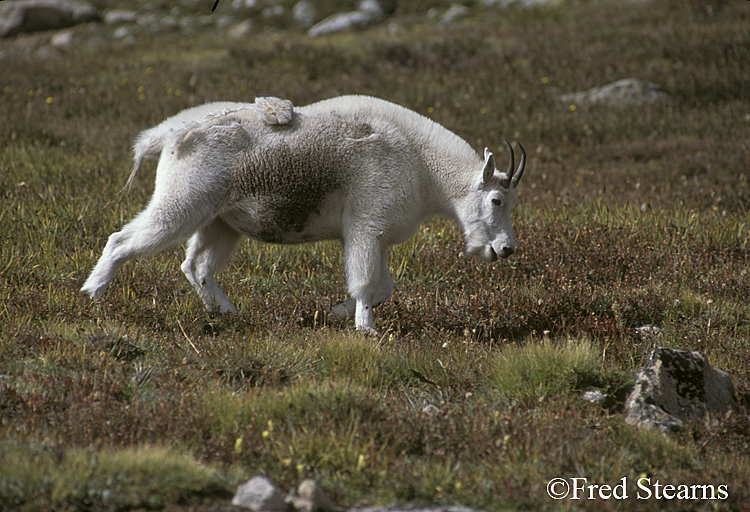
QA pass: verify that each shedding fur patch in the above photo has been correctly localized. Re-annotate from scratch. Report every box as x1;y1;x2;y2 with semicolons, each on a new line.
250;97;294;125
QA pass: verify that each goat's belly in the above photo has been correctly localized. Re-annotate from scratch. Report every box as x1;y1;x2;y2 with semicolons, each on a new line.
221;195;344;245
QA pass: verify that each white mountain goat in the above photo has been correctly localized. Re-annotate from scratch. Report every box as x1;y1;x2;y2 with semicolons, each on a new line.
81;95;526;332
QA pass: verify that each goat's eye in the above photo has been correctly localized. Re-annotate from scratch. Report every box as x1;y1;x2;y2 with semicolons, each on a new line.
492;198;502;206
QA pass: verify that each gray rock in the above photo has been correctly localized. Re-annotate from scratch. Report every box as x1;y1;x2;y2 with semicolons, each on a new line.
50;28;73;47
292;1;317;28
232;0;259;9
421;404;440;416
233;475;289;511
228;19;254;38
581;390;606;404
559;79;671;108
0;0;99;38
635;325;664;338
308;10;379;37
112;26;134;41
352;507;482;512
262;5;285;19
624;348;738;433
482;0;560;7
231;477;481;512
357;0;384;15
104;9;138;25
159;14;179;28
438;4;471;26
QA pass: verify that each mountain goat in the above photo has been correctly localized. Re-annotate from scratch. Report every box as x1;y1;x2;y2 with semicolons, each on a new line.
81;95;526;332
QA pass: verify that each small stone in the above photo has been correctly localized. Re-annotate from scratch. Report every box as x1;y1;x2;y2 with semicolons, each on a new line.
159;14;179;28
50;29;73;47
232;475;289;511
357;0;383;15
292;1;317;28
112;26;133;40
635;325;664;337
262;5;285;19
421;404;440;416
288;479;337;512
232;0;258;8
482;0;562;7
350;507;482;512
104;9;138;24
581;390;606;404
228;19;253;38
438;4;471;26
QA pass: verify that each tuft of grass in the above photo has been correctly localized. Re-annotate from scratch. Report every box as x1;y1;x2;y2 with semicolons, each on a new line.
198;332;319;389
0;442;236;509
487;338;603;403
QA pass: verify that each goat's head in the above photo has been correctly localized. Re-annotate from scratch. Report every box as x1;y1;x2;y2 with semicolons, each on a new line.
462;140;526;262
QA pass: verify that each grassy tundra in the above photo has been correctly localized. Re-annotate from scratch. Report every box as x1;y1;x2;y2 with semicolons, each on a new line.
1;0;749;510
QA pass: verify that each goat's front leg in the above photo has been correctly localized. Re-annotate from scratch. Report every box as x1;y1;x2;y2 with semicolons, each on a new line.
343;234;390;333
355;297;376;333
323;247;392;330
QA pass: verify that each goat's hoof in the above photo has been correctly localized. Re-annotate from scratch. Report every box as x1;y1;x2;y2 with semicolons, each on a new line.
206;302;238;314
81;284;106;299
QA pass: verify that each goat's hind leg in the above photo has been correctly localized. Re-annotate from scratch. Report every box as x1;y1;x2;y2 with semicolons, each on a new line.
81;205;200;299
181;217;243;313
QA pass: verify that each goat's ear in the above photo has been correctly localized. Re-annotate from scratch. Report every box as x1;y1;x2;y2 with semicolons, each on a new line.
481;148;495;185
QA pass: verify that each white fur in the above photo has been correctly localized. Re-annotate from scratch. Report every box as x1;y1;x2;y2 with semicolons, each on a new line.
81;95;525;332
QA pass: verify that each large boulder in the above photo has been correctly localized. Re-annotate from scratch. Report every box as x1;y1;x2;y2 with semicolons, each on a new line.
0;0;99;38
624;348;738;433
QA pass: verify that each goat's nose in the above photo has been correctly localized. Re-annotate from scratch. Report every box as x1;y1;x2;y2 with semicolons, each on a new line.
498;246;514;259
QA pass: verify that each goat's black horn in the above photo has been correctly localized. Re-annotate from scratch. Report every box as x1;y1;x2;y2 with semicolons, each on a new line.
511;142;526;187
504;139;515;180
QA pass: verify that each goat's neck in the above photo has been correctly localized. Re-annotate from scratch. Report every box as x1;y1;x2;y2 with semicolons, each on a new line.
421;150;478;224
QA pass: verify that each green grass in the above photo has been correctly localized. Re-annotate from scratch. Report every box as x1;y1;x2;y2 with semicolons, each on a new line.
0;442;236;509
488;338;604;403
1;0;750;510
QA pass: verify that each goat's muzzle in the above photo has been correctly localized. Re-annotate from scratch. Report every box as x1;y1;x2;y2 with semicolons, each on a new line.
497;246;514;259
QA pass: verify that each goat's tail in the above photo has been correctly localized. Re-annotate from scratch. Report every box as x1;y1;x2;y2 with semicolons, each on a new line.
124;127;170;190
